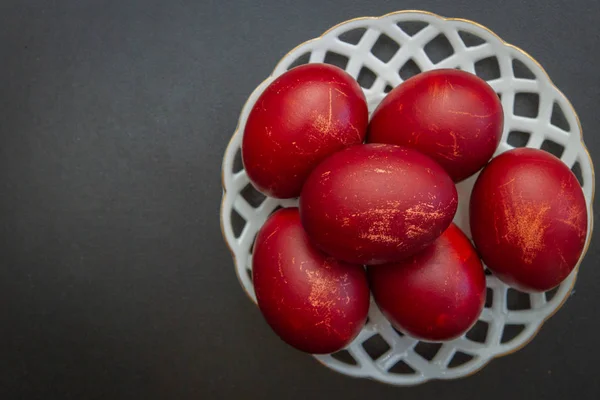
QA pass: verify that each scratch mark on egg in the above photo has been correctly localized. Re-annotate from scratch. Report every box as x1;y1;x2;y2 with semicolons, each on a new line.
405;225;429;239
557;248;569;268
263;227;280;243
277;253;288;283
493;211;501;244
404;203;446;221
435;131;461;159
499;181;551;264
497;178;516;188
447;110;497;119
304;265;349;337
333;87;348;97
373;168;391;174
349;123;362;141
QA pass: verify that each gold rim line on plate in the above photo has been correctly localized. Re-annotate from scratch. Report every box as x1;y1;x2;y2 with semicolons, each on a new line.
219;10;596;381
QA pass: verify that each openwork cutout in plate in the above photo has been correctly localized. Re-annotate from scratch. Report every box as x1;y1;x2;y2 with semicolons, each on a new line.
221;11;595;385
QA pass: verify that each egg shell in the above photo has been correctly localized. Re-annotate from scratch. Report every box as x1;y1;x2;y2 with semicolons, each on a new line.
368;224;486;342
470;148;588;292
252;208;370;354
242;63;368;199
300;144;458;265
367;69;503;182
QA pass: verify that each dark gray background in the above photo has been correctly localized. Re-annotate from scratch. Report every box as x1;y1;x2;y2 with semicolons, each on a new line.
1;1;598;399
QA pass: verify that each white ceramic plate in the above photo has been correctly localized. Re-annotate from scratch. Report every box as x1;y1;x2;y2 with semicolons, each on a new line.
221;10;595;385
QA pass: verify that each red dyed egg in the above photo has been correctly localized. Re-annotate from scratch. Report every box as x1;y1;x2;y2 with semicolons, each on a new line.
369;224;486;341
242;63;368;198
252;208;370;354
368;69;503;182
470;148;588;292
300;144;458;265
